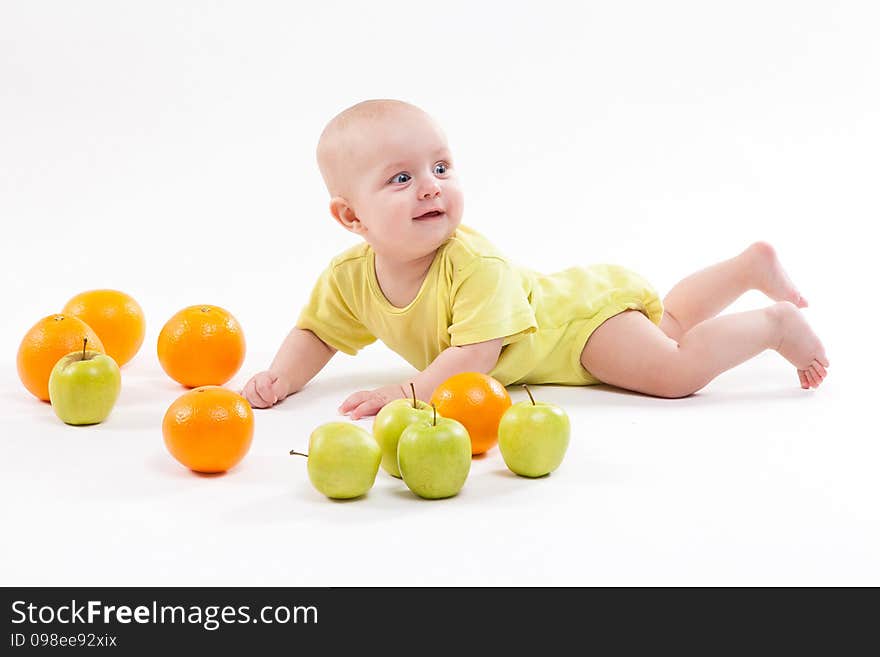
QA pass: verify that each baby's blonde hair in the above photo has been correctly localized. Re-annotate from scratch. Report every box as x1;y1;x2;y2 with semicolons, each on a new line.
316;99;428;198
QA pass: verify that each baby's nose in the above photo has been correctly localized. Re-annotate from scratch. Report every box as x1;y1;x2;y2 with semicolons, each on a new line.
419;181;441;199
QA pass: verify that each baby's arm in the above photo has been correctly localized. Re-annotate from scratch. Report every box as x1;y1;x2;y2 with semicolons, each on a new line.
409;338;503;402
339;338;503;420
241;328;336;408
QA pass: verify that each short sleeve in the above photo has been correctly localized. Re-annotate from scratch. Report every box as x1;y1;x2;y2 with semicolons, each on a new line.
295;265;377;355
448;257;537;347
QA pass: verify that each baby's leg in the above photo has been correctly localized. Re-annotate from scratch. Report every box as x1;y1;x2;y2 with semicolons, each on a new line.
580;303;829;397
660;242;807;341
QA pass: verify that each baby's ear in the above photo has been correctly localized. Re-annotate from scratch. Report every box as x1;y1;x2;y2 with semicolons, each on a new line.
329;197;362;233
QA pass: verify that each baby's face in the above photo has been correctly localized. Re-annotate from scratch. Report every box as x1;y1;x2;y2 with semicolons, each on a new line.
344;111;463;260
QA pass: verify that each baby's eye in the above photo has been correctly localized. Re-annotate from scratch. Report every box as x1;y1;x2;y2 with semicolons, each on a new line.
390;173;411;184
434;162;449;175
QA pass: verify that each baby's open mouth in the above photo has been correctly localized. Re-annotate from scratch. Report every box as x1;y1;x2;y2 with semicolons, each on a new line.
414;211;444;220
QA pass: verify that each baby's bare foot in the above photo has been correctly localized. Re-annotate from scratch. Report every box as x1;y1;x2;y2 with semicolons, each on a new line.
746;241;808;308
769;302;830;389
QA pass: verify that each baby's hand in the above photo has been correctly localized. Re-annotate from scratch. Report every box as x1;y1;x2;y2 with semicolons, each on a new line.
240;371;290;409
339;384;407;420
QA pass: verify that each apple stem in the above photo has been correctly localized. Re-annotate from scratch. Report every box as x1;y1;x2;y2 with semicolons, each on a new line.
410;382;417;409
523;384;536;405
82;337;88;360
431;403;437;426
289;450;308;458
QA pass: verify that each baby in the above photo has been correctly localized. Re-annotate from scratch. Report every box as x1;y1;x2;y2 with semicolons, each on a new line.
241;99;829;418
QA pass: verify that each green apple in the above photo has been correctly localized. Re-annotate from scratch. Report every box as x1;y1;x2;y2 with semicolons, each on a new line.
397;405;471;499
48;338;121;426
498;385;570;477
372;383;432;477
291;421;381;499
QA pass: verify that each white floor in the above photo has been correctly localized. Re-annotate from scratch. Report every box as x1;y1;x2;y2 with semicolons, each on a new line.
2;328;876;587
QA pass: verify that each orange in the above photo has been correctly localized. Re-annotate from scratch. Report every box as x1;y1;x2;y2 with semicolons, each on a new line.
62;289;146;367
157;305;246;388
430;372;512;455
162;386;254;473
17;314;105;401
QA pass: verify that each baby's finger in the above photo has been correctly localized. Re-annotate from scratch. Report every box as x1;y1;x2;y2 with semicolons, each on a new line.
809;363;824;385
271;378;288;403
243;380;267;408
812;361;827;379
798;370;809;389
256;375;278;405
340;391;370;413
350;398;381;420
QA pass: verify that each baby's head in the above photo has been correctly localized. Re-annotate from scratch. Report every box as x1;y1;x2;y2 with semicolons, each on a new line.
316;99;463;261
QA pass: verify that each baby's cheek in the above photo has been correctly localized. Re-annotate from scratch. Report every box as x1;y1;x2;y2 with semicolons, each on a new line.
445;185;464;217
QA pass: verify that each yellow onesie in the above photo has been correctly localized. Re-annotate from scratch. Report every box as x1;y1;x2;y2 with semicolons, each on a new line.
296;224;663;386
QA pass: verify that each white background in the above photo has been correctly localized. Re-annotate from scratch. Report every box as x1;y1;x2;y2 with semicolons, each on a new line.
1;1;877;585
